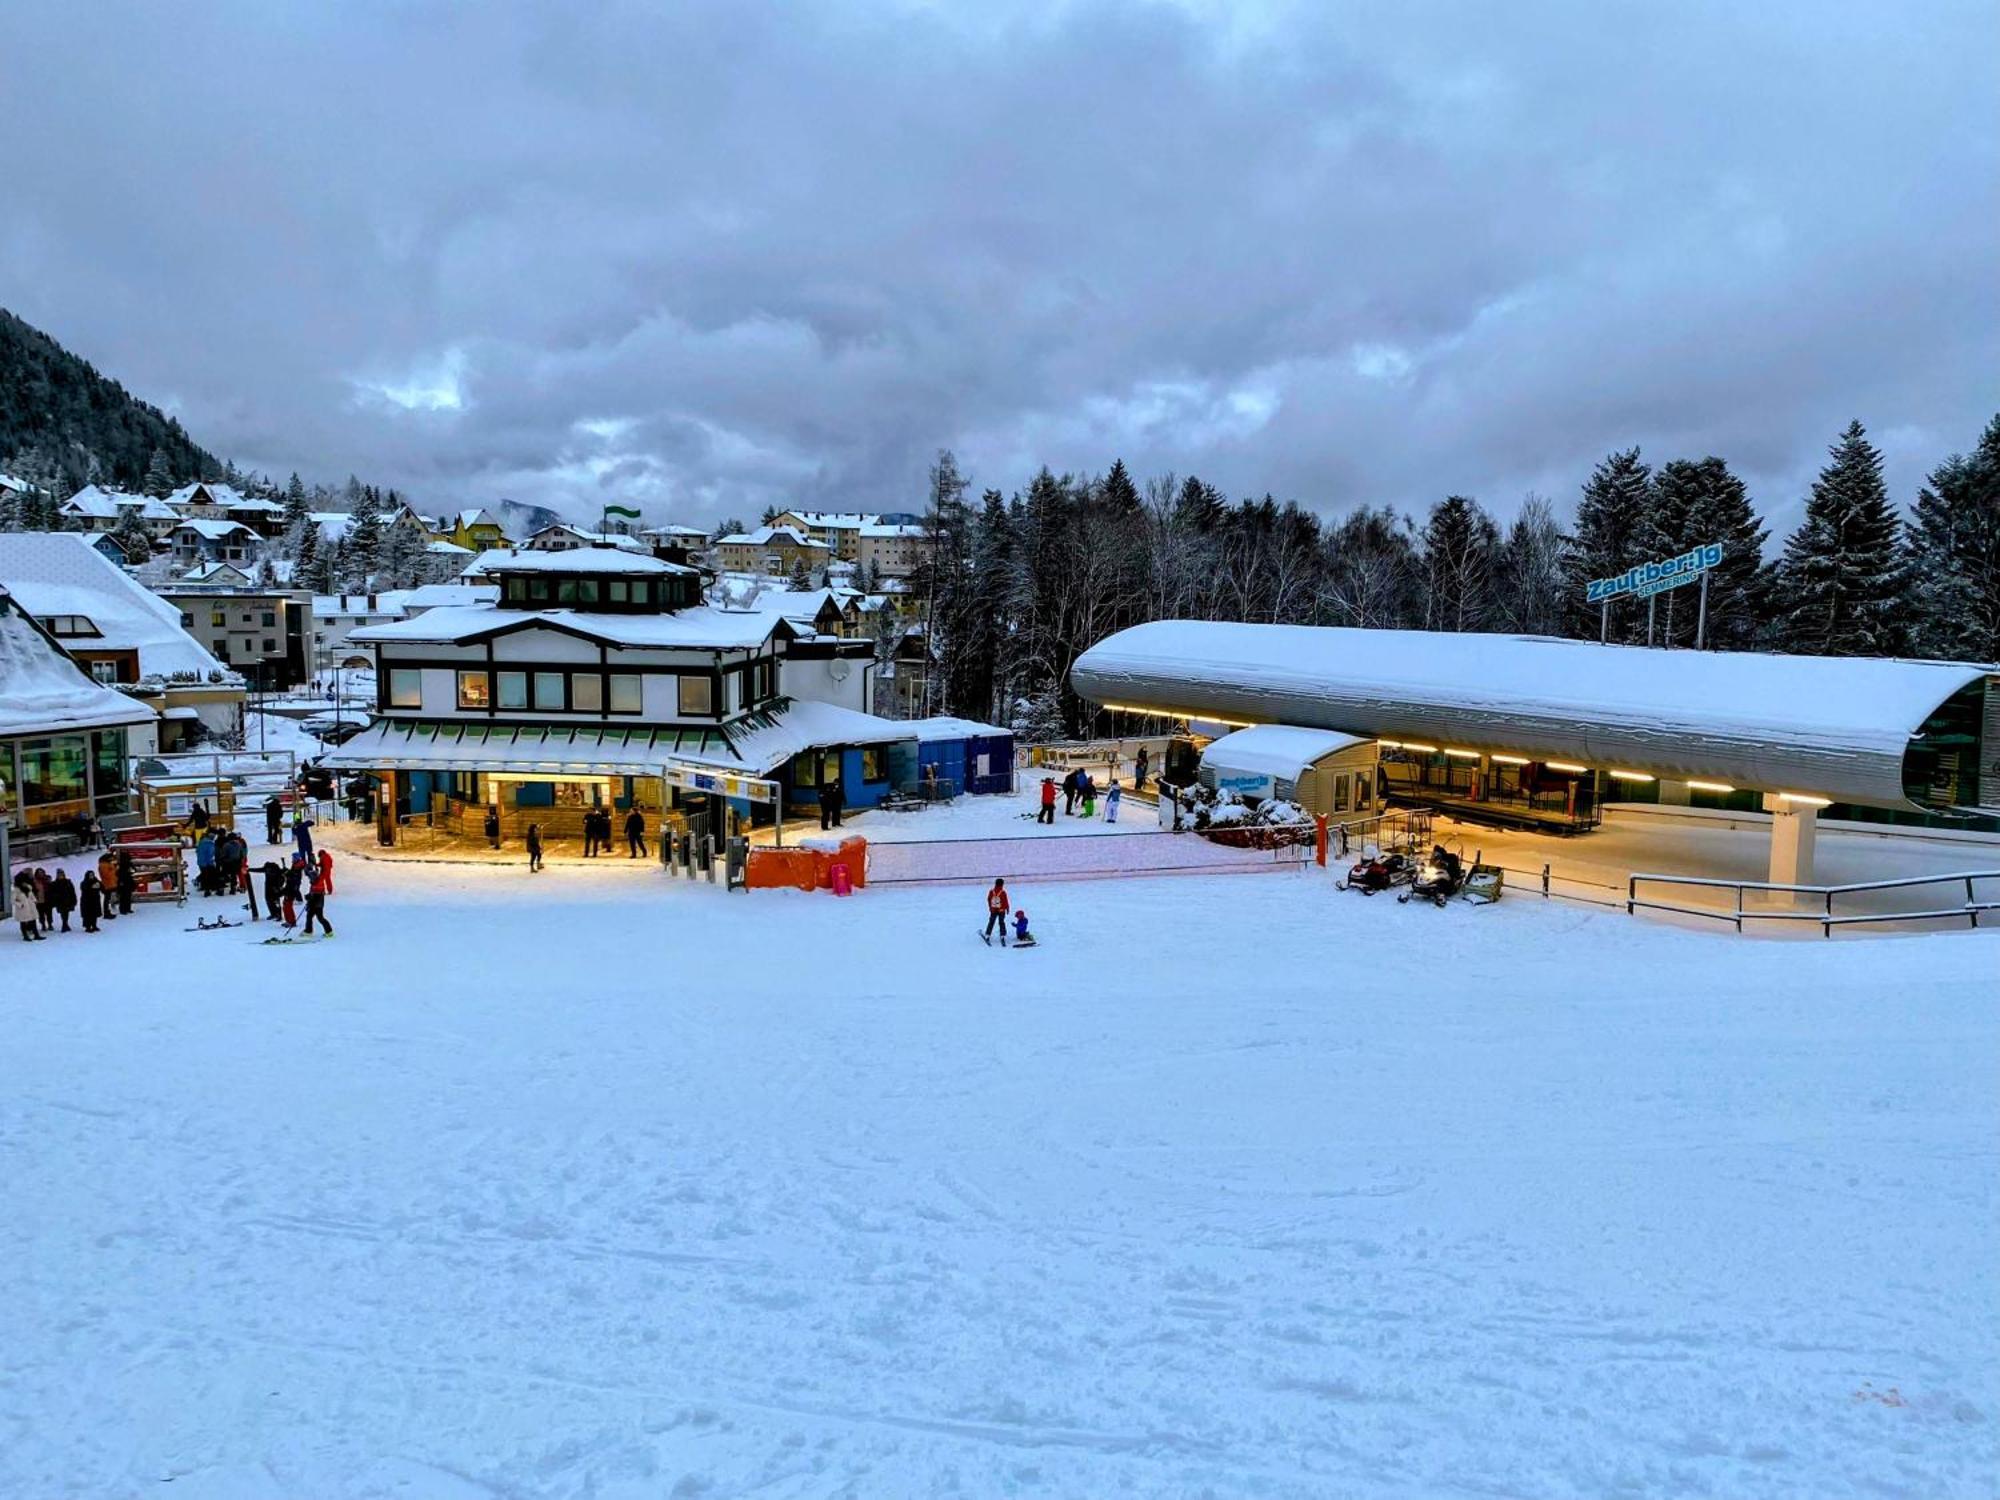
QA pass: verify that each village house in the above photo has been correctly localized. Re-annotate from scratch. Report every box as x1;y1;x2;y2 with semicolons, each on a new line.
524;522;647;554
168;518;261;568
156;585;315;692
772;510;877;562
166;482;289;537
60;484;181;537
855;522;935;580
0;532;244;750
713;524;832;580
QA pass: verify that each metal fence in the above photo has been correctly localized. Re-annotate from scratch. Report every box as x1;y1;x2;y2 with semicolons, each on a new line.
865;829;1307;885
1628;869;2000;936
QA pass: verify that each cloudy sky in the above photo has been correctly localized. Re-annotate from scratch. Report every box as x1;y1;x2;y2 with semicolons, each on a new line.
4;0;1994;536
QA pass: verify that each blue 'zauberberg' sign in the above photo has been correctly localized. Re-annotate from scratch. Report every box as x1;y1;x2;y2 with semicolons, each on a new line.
1586;542;1723;604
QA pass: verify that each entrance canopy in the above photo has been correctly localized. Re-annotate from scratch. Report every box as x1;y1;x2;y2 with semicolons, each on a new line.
1071;621;1999;813
321;698;919;783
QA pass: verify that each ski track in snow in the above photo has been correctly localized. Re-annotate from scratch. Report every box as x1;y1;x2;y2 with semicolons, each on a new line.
3;851;1996;1498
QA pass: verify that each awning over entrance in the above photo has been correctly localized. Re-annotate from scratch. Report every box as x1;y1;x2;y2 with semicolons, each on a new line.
320;698;919;780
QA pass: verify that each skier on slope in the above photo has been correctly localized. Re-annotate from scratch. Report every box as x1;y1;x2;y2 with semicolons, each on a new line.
1037;776;1057;825
983;878;1010;946
1105;779;1122;824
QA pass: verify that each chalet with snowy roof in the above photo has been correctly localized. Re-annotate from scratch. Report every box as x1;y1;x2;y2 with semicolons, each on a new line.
0;585;158;842
639;523;711;549
438;507;512;552
61;485;180;536
167;483;289;537
325;546;937;848
168;518;261;568
0;533;244;752
525;522;646;554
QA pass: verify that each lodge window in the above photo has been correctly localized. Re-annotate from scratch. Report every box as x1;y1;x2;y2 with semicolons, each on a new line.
388;668;422;707
90;660;118;684
608;581;628;604
678;675;712;715
211;611;226;627
575;580;599;605
557;580;577;603
533;671;566;710
608;673;642;714
262;611;276;627
496;671;528;710
505;578;528;603
749;658;776;702
528;579;551;603
457;670;492;709
262;637;276;652
571;674;604;712
860;746;885;782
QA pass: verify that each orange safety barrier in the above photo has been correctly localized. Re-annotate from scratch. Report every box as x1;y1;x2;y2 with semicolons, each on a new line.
745;836;869;893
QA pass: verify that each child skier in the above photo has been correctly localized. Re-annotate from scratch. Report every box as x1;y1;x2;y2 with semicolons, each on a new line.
1105;779;1122;824
983;878;1010;945
1012;908;1035;947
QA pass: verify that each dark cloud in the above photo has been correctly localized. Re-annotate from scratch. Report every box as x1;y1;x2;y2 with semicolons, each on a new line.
4;0;1994;537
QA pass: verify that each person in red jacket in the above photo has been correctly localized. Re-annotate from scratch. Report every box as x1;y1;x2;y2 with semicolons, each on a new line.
983;877;1010;945
317;848;335;895
1037;776;1056;826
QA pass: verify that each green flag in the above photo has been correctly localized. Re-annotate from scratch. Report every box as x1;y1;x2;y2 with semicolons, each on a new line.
602;504;641;521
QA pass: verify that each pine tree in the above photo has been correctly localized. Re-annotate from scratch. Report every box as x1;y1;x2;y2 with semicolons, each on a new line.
282;471;310;535
1420;494;1500;632
109;502;154;564
787;556;811;590
294;520;321;589
1776;421;1906;656
1905;414;2000;662
143;446;176;498
1100;459;1141;515
1647;457;1770;649
344;487;383;588
1563;448;1654;640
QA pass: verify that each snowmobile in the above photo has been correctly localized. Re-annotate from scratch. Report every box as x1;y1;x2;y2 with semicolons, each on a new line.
1399;846;1467;907
1337;846;1412;894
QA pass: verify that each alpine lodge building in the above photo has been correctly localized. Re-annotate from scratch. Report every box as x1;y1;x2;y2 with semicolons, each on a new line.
323;548;1007;846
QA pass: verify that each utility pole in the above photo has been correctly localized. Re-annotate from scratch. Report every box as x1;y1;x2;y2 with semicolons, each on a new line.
1695;570;1711;650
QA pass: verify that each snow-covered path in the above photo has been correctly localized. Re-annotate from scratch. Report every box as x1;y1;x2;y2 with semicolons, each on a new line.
5;860;1996;1497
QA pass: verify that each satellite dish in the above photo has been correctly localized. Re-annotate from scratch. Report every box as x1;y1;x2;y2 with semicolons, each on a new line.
830;659;851;683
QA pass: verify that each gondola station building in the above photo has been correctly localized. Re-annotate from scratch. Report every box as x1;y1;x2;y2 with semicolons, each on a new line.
324;548;1008;844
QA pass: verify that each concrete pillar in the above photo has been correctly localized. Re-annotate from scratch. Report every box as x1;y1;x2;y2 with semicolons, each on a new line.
1763;793;1818;888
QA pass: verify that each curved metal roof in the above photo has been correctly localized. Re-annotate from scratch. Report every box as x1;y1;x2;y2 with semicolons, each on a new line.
1070;621;1996;811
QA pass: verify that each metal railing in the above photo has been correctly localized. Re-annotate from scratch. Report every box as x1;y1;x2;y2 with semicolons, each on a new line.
1627;869;2000;936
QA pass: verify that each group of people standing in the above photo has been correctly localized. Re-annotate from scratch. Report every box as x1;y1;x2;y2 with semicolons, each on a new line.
1038;767;1124;824
186;792;337;937
13;854;134;940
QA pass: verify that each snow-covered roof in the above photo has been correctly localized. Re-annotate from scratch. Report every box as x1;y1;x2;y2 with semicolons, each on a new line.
1201;724;1368;782
0;591;159;737
640;524;710;539
352;602;783;650
400;583;499;611
63;485;178;521
0;533;237;682
1071;621;2000;812
717;526;829;551
178;562;254;584
322;697;915;777
720;587;845;625
168;482;273;511
859;523;928;539
172;518;257;541
898;715;1012;739
527;524;646;551
782;510;877;529
480;548;695;576
426;539;474;556
455;507;507;532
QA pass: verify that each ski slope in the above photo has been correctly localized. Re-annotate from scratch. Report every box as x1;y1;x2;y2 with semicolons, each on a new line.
5;853;1996;1497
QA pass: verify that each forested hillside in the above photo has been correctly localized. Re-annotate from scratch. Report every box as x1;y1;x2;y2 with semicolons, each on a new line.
0;308;216;494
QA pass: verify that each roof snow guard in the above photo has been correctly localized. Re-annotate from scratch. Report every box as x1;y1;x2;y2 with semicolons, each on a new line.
1070;621;2000;813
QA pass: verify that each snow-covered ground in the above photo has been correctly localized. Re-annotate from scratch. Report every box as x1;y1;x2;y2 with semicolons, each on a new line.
6;855;1996;1497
